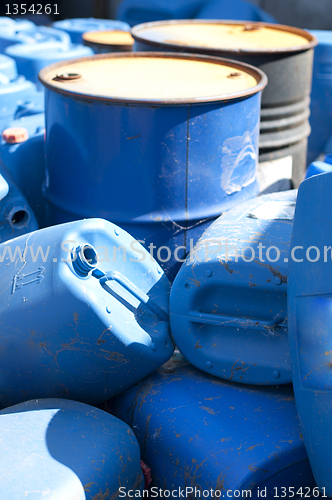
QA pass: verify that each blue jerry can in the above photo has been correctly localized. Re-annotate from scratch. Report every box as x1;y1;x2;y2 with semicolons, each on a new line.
170;190;297;385
288;171;332;496
0;114;46;227
109;354;316;497
5;41;94;91
0;25;71;53
0;158;38;242
0;72;36;131
52;18;130;43
305;160;332;179
0;218;173;408
0;53;17;79
0;398;143;499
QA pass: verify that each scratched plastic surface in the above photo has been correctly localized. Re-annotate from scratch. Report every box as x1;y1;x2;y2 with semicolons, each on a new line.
109;355;316;497
0;158;38;243
0;218;173;408
0;398;143;499
170;190;297;385
288;171;332;495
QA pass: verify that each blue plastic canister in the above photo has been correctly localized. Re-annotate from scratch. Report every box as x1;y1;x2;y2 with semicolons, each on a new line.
0;158;38;242
6;41;94;90
109;354;316;497
52;18;130;43
0;53;17;79
0;217;173;408
307;30;332;164
288;171;332;496
1;113;46;227
305;160;332;179
170;189;296;385
0;25;71;53
0;17;34;30
0;72;37;131
0;398;143;499
40;52;266;280
14;88;44;118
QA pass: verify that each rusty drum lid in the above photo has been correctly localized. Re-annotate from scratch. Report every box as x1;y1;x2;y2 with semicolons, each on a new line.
39;52;267;105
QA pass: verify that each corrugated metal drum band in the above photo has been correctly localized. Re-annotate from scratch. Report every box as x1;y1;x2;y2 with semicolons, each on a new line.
131;20;317;192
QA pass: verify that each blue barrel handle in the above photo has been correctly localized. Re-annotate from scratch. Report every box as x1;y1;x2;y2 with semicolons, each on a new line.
187;311;285;330
100;270;169;322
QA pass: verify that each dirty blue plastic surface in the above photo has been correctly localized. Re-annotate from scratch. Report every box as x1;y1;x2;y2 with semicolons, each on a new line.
0;158;38;243
42;55;263;280
308;30;332;164
0;218;173;408
0;113;46;227
0;25;71;53
196;0;276;22
117;0;206;26
109;354;316;497
305;160;332;179
288;171;332;496
6;42;93;90
0;72;37;130
0;53;17;79
170;190;296;385
52;18;130;43
0;398;143;499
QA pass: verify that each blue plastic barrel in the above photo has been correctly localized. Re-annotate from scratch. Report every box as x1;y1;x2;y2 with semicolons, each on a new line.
170;189;296;385
288;171;332;496
0;72;37;131
0;158;38;242
110;354;316;496
40;52;266;280
52;18;130;43
0;217;173;408
0;53;17;79
305;160;332;179
308;30;332;164
0;113;46;227
0;398;144;499
196;0;277;22
0;25;71;53
6;41;94;90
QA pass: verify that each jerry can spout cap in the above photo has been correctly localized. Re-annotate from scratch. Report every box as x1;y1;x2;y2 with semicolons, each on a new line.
72;244;98;277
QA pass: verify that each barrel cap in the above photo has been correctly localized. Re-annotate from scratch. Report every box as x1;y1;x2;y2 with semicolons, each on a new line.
131;20;318;55
2;127;29;144
39;52;267;105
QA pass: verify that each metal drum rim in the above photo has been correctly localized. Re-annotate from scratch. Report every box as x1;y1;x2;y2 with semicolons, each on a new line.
131;20;318;55
38;51;267;106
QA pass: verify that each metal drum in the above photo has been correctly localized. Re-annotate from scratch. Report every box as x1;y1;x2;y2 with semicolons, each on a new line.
170;189;296;385
39;52;266;280
0;398;144;499
131;20;317;192
52;18;130;44
5;42;94;90
109;354;316;497
307;30;332;164
288;171;332;496
83;30;134;53
0;217;173;408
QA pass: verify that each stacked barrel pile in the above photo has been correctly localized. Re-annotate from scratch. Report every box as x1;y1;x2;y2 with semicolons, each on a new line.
0;14;331;500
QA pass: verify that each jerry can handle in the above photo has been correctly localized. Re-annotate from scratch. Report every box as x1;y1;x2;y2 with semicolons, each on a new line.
100;271;169;322
187;311;285;330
